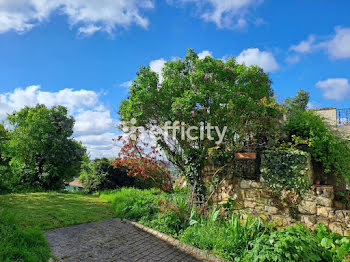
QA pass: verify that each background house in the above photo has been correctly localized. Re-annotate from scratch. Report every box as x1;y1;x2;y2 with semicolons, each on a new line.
65;178;83;191
313;107;350;136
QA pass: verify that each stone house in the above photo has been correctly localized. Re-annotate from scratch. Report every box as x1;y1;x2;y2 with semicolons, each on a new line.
313;107;350;136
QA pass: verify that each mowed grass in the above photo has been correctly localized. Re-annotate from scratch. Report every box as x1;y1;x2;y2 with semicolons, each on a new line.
0;191;115;262
0;192;115;230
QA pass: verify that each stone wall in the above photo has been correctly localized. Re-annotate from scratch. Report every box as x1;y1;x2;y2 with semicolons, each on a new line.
203;165;350;236
313;107;350;137
313;107;337;126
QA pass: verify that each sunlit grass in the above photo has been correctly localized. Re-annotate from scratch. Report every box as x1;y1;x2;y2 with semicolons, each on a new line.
0;191;115;230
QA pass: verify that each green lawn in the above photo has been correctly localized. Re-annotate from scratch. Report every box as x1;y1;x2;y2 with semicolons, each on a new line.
0;191;116;262
0;192;115;230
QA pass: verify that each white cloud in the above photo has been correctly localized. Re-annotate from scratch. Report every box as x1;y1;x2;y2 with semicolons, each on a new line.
150;58;166;82
119;80;133;89
236;48;279;72
74;110;115;136
0;0;154;35
0;85;119;158
0;85;99;117
75;132;121;159
167;0;262;29
289;27;350;61
285;55;301;64
198;50;213;59
323;27;350;59
316;78;350;101
289;35;316;53
78;25;102;36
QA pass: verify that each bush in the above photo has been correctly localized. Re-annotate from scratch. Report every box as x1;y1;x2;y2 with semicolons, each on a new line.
0;210;51;262
80;158;152;193
260;150;310;194
284;110;350;185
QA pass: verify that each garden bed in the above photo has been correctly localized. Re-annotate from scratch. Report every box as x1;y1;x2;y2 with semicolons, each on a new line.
100;188;350;262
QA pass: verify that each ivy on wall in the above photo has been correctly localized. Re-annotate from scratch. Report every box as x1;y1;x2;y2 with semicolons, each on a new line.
261;150;310;194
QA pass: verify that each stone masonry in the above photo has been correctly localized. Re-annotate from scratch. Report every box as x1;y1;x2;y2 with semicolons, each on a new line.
203;165;350;236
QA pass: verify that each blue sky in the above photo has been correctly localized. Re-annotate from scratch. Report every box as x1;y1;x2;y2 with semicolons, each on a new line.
0;0;350;158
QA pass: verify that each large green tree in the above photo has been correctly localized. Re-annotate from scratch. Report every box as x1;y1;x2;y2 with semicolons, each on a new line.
119;49;281;196
7;104;86;190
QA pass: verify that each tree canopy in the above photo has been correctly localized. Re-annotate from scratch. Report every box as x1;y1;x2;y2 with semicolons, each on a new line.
6;104;85;190
119;49;281;195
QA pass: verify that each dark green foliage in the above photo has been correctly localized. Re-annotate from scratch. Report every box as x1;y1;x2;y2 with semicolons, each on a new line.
261;150;310;193
6;104;86;191
284;110;350;184
79;157;152;193
241;225;324;262
0;210;51;262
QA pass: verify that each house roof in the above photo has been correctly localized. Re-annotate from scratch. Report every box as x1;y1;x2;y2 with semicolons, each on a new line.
69;178;83;188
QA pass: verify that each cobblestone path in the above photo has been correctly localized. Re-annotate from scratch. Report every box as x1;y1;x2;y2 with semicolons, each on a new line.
45;218;202;262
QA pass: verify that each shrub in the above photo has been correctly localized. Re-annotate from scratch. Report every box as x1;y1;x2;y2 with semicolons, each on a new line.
260;150;310;194
240;225;324;262
284;110;350;185
114;134;173;192
0;210;51;262
79;157;150;193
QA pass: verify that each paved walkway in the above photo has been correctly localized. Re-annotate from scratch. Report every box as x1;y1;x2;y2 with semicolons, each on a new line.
45;218;202;262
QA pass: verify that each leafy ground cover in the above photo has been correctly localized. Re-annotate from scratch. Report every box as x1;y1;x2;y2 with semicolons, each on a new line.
101;188;350;262
0;191;115;261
